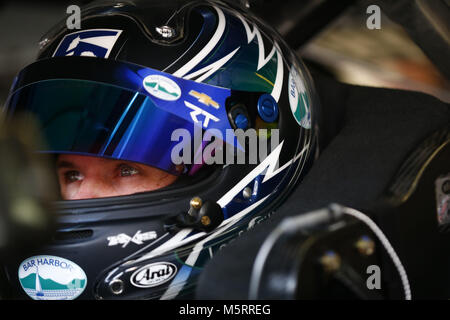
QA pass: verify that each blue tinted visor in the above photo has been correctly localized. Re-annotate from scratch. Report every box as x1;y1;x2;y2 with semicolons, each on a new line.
4;57;252;175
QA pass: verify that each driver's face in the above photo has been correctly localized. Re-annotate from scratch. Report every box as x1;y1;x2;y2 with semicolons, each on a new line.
56;154;178;200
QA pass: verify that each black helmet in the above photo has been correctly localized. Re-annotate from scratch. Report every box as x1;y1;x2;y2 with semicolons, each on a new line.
3;0;319;299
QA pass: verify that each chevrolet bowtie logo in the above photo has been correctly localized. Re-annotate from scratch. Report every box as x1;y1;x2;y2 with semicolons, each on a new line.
189;90;219;109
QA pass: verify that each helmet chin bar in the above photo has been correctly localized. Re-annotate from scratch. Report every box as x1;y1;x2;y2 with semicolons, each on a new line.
94;197;224;300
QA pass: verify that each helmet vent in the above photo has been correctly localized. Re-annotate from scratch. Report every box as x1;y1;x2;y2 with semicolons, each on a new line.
53;230;93;242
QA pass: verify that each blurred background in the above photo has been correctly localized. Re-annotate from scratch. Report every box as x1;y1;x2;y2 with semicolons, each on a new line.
0;0;449;105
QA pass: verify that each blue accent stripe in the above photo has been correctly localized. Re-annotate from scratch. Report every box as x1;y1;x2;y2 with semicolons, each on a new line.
117;97;147;158
100;92;139;155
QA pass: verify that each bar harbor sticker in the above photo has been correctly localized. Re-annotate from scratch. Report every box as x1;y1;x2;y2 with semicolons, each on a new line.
18;255;87;300
143;74;181;101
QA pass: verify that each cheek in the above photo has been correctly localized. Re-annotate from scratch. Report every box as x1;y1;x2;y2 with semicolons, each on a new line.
59;181;80;200
117;173;177;193
146;171;178;190
158;174;178;188
115;177;158;193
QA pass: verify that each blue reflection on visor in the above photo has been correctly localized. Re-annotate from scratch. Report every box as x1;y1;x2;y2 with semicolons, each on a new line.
4;62;246;175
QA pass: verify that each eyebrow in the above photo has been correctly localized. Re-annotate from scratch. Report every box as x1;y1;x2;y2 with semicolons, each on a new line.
56;161;76;169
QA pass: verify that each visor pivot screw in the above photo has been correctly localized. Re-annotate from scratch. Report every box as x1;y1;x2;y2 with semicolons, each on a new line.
355;235;375;256
243;187;252;199
109;279;124;295
156;25;177;39
190;197;203;210
234;113;249;130
319;250;341;273
257;94;279;123
38;38;50;50
201;215;211;227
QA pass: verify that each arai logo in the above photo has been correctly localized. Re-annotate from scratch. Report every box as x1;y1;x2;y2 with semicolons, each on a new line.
143;75;181;101
288;65;311;129
18;255;87;300
131;262;177;288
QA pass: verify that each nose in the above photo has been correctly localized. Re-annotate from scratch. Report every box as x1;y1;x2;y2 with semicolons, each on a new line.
72;177;116;200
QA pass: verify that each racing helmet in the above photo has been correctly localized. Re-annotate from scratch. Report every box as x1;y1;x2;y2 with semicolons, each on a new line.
2;0;319;299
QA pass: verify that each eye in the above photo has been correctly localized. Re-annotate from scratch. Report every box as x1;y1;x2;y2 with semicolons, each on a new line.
64;170;83;183
119;164;139;177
